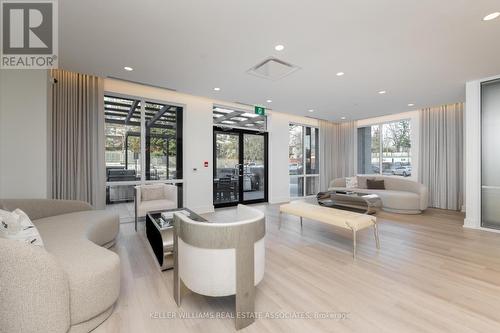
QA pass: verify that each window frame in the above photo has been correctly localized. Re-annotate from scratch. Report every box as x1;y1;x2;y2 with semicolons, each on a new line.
357;118;412;177
212;104;267;132
104;92;185;187
289;122;320;198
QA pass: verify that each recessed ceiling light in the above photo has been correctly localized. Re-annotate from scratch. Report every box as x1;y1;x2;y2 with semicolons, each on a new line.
266;99;272;103
408;103;415;107
213;87;220;91
483;12;500;21
308;109;314;113
123;66;133;71
341;116;346;120
378;90;387;94
336;72;345;76
274;44;285;51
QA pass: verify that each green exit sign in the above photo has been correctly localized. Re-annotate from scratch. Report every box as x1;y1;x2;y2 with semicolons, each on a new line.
254;106;266;116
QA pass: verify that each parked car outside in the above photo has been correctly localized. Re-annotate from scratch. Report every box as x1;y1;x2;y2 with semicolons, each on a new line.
393;165;412;177
289;163;300;175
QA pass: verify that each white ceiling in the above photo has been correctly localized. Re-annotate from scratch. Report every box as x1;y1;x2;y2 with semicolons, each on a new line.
59;0;500;121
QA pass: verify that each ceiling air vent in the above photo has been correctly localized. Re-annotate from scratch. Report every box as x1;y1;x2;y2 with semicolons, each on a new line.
247;57;300;81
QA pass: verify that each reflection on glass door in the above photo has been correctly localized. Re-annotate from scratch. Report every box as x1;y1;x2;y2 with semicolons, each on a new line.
482;79;500;229
214;132;240;205
243;134;265;201
214;129;268;207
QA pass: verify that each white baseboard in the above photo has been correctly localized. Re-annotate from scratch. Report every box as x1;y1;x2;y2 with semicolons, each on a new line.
477;226;500;234
465;225;500;234
463;217;479;229
269;196;290;204
463;218;500;233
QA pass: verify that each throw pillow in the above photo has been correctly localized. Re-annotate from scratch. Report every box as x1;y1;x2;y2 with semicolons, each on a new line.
345;176;358;188
0;209;44;247
0;209;22;233
366;179;385;190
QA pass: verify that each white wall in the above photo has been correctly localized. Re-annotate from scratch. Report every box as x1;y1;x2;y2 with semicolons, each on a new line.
357;110;420;181
0;69;49;199
267;112;318;203
0;71;316;210
105;79;317;212
105;79;215;213
464;79;481;229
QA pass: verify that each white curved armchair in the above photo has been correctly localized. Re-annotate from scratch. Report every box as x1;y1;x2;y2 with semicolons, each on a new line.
173;204;266;330
134;184;177;231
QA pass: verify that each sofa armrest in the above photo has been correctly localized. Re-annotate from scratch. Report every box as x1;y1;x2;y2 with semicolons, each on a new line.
163;184;178;206
0;199;92;220
134;186;142;207
329;178;346;189
419;184;429;211
0;238;70;333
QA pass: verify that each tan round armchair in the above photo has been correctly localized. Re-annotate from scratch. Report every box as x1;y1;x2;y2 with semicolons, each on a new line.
134;184;178;231
173;204;266;330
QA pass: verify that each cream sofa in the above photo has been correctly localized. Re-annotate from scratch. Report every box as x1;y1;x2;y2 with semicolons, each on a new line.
329;175;428;214
0;199;120;333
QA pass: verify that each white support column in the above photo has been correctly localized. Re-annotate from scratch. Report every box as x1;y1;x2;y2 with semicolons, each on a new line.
140;99;146;184
464;80;481;229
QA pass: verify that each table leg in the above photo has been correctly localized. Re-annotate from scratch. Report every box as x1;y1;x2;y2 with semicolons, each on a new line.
373;223;380;249
173;228;180;306
134;188;138;232
352;228;357;259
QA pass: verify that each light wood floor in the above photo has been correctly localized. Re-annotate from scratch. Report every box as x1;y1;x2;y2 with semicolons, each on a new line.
94;203;500;333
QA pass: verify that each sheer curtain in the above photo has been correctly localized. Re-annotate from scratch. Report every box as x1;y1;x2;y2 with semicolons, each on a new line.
49;69;105;208
319;120;357;191
419;103;464;210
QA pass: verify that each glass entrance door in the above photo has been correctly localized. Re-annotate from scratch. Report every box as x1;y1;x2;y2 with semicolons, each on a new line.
214;129;268;207
214;132;240;206
243;133;266;201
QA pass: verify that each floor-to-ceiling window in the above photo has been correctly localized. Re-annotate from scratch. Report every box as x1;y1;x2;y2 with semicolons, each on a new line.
289;124;319;197
358;120;411;177
104;94;183;222
144;101;182;181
